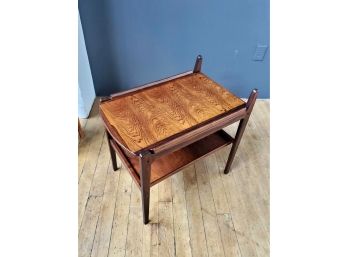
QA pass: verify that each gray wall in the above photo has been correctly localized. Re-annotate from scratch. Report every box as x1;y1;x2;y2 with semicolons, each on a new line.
78;12;95;118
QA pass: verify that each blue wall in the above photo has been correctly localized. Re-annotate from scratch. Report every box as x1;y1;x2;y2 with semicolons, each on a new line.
79;0;269;98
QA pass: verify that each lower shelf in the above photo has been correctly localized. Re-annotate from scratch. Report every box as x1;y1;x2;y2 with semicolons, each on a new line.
113;130;233;187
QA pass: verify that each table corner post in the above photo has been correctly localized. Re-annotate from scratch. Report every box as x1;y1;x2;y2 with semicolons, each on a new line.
193;54;203;73
246;88;258;113
139;150;152;224
224;89;258;174
106;131;119;171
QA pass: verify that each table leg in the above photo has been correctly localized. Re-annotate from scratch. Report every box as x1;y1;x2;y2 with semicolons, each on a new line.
224;118;249;174
140;152;151;224
224;89;258;174
106;131;118;171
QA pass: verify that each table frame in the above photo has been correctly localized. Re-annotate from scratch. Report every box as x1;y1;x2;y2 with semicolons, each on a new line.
100;56;258;224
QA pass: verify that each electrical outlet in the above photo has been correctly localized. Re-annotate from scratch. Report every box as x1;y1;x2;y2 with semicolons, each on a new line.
253;45;268;61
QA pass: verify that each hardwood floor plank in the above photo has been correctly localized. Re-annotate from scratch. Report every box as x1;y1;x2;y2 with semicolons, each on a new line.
229;149;269;256
150;185;159;257
203;154;230;214
247;106;270;234
183;165;209;257
217;214;242;257
79;131;116;257
215;150;260;257
125;182;143;257
81;127;105;173
91;162;120;257
203;153;242;257
90;136;111;196
79;195;103;257
158;177;172;202
78;102;105;229
158;201;175;257
171;172;192;257
194;160;225;257
247;103;270;189
78;127;105;228
156;178;175;257
108;167;133;257
157;177;175;257
142;184;159;257
237;145;270;236
78;100;101;180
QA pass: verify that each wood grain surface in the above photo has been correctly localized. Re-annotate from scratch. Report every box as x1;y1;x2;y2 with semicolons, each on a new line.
127;130;233;186
100;73;245;153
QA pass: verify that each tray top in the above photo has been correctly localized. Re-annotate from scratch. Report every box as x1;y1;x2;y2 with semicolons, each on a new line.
100;72;245;154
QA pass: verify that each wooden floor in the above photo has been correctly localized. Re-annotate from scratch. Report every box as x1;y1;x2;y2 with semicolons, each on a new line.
79;99;269;257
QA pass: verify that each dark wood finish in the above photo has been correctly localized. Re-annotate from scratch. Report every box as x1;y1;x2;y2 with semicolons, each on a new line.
100;73;245;154
99;55;258;224
150;108;246;157
246;89;258;112
100;111;138;158
224;89;258;174
139;151;151;224
109;130;233;187
193;55;203;73
106;131;118;171
110;139;141;187
110;70;193;99
136;130;232;186
100;99;245;158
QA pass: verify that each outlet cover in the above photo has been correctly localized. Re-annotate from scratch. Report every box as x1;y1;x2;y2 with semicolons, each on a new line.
253;45;268;61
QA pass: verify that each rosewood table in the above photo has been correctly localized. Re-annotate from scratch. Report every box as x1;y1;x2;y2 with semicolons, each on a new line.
99;55;258;224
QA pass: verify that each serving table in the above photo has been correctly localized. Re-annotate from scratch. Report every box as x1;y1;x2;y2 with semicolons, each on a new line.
99;55;258;224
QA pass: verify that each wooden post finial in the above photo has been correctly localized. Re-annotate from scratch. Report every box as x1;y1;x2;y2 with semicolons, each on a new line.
246;89;258;112
193;55;203;73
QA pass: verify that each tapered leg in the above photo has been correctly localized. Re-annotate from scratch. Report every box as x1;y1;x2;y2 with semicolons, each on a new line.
224;89;258;174
224;118;249;174
140;152;151;224
106;131;118;171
